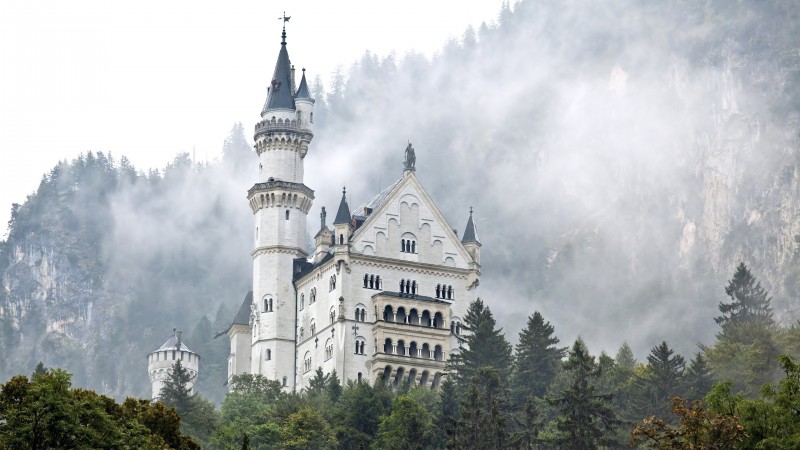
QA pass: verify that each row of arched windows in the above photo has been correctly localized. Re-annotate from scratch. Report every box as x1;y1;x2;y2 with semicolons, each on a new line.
380;366;443;389
382;338;444;361
382;305;445;328
399;279;417;295
435;284;454;300
401;238;417;253
363;274;382;290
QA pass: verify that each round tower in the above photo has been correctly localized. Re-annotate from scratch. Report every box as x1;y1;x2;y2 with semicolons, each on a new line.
248;23;314;390
146;329;200;400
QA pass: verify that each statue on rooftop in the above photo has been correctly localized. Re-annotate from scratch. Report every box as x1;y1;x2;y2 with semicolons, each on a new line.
404;142;416;171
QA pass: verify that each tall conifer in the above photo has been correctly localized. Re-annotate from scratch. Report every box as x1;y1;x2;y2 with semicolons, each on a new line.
448;299;512;385
512;311;565;403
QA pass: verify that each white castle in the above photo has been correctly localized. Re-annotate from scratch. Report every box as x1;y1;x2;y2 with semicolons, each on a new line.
223;26;481;391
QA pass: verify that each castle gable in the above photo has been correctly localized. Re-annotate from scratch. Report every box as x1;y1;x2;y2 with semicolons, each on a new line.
350;173;471;268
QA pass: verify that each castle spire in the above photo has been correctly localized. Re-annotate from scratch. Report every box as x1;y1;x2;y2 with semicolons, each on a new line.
263;14;296;113
334;187;351;225
461;207;479;244
296;68;311;99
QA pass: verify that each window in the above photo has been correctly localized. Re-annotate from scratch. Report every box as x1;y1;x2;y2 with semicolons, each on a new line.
310;288;316;304
330;275;336;291
436;284;454;299
401;238;417;253
339;234;344;245
310;320;316;336
310;112;314;123
363;274;381;290
282;376;287;386
358;372;362;382
300;294;304;310
329;307;336;325
325;339;333;360
303;353;312;373
355;337;366;355
355;304;367;322
266;349;272;361
399;279;417;295
285;210;290;220
264;297;274;312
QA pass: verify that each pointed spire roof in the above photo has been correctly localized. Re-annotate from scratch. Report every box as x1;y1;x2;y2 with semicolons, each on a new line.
461;208;479;244
295;68;311;99
262;31;296;112
334;187;351;225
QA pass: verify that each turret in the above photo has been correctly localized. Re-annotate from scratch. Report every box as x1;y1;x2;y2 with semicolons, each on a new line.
295;68;315;131
333;187;353;249
147;329;200;400
314;206;333;263
461;208;481;266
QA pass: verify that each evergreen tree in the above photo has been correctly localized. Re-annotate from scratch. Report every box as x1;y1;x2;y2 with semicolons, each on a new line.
450;366;511;450
512;311;565;403
615;342;636;370
633;341;686;419
716;262;774;329
159;360;194;416
685;352;714;401
326;370;342;402
548;339;618;450
448;299;512;386
436;378;460;448
374;395;436;450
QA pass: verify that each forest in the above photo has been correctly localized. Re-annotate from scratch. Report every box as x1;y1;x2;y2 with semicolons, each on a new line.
3;261;800;449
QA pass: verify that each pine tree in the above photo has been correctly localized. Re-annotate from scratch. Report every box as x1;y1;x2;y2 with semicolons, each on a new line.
548;339;618;450
684;352;713;401
716;262;774;329
159;360;194;416
448;299;512;386
450;366;511;450
437;378;460;448
615;342;636;370
633;341;685;419
512;311;565;403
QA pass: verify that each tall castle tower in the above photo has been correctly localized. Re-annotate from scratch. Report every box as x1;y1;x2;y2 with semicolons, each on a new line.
247;23;314;389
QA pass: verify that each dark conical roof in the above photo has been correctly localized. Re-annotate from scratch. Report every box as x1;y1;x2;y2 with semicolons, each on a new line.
461;209;479;243
295;69;311;99
262;39;296;112
232;291;253;325
334;188;351;225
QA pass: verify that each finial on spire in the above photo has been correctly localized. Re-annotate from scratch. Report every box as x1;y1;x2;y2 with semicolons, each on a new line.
403;142;416;172
469;206;473;215
278;12;291;44
342;186;346;195
321;207;327;228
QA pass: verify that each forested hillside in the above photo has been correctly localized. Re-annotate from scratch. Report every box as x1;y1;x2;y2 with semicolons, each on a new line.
3;0;800;401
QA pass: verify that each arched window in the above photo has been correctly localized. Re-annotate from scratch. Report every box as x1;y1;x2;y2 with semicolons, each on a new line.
325;339;333;360
411;280;417;295
285;210;290;220
369;274;375;289
434;312;444;328
330;307;336;324
303;352;311;373
409;341;418;358
434;345;443;361
330;274;336;291
266;349;272;360
310;320;316;336
421;343;431;359
310;288;316;304
411;241;416;253
384;338;393;354
383;305;393;322
397;340;406;356
339;234;344;245
409;308;419;325
355;336;366;355
375;275;381;289
401;239;406;252
363;274;368;288
399;279;405;294
300;294;304;310
448;285;453;300
435;284;441;298
396;307;407;324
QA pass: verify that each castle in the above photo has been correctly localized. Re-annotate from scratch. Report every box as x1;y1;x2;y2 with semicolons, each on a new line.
223;26;481;391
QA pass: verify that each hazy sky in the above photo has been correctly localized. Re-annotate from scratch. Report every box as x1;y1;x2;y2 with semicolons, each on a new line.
0;0;506;238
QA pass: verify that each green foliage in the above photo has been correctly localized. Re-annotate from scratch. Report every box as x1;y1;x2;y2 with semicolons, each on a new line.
716;262;774;330
281;406;337;450
334;380;392;449
512;311;565;403
685;352;714;401
0;368;199;449
448;299;512;386
548;339;618;449
632;341;686;419
159;360;219;447
374;395;436;450
450;366;511;450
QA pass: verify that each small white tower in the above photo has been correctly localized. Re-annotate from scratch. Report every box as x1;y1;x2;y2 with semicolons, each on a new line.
146;329;200;400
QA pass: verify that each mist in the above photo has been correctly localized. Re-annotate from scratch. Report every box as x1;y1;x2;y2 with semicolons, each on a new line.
2;0;800;397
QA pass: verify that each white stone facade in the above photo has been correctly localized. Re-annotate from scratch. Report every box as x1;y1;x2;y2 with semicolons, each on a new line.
226;33;481;392
147;331;199;400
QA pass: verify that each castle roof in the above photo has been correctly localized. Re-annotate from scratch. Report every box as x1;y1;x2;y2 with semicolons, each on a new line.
333;188;351;225
262;36;296;112
232;291;253;326
295;70;311;99
461;209;479;244
154;334;194;354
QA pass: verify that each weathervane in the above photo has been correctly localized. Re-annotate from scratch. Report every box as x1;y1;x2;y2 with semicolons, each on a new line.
278;12;291;44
